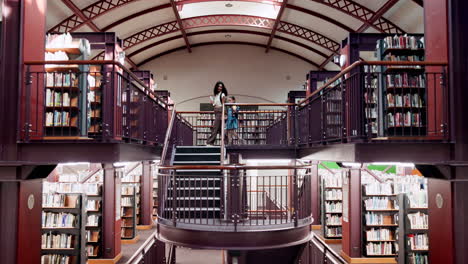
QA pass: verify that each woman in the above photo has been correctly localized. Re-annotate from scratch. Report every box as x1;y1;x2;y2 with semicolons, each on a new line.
206;81;228;145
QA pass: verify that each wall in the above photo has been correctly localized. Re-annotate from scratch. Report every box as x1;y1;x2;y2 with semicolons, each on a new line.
140;45;316;110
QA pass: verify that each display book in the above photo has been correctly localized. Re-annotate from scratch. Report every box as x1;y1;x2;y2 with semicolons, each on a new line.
375;34;426;136
41;187;87;264
43;168;104;259
361;171;428;259
320;169;343;239
44;33;93;137
195;111;277;145
121;165;141;239
152;164;159;220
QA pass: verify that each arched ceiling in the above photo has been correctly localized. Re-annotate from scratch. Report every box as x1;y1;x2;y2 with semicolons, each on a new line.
46;0;424;70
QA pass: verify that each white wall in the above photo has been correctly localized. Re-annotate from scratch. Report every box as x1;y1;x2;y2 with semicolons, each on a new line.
140;45;316;110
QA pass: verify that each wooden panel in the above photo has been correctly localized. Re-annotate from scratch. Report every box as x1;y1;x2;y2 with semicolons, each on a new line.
17;179;43;264
311;163;320;225
0;181;20;263
428;178;454;264
342;169;362;257
141;161;153;225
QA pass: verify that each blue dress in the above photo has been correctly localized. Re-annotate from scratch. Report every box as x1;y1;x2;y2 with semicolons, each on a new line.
226;107;238;130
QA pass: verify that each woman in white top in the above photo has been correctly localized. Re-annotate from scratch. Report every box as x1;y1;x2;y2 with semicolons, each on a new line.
206;81;228;145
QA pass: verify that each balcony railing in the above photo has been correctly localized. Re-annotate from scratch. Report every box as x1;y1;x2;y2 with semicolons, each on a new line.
297;61;449;145
157;164;312;232
22;60;169;144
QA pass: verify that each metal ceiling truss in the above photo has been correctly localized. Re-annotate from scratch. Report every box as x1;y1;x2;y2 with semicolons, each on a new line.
49;0;138;33
265;0;288;53
57;0;138;69
136;41;321;67
356;0;400;33
126;29;331;60
123;15;340;55
49;0;405;36
170;0;192;52
310;0;404;34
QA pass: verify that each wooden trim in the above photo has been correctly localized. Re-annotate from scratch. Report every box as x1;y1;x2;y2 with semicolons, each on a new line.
311;225;322;230
317;234;342;244
122;235;140;244
340;251;397;264
43;136;93;140
87;252;123;264
137;224;153;230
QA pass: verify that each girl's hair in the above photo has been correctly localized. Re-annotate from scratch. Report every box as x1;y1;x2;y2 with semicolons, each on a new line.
213;81;228;96
230;96;236;101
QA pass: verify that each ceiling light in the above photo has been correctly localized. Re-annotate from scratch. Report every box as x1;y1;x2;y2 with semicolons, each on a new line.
225;3;233;7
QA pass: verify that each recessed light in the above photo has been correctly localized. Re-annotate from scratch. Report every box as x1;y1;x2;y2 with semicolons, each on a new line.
225;34;232;38
225;3;233;7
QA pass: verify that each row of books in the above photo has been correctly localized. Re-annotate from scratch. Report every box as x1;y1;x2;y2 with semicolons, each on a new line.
325;214;342;225
45;51;70;62
365;108;378;119
407;191;428;208
366;242;395;256
121;197;135;207
121;174;140;182
42;233;75;249
407;234;429;250
387;93;424;108
86;230;100;242
45;111;77;127
408;212;429;229
324;189;342;200
325;116;342;126
41;254;72;264
46;90;78;107
366;228;395;241
86;245;99;257
381;35;424;50
122;186;136;195
364;197;399;210
385;55;424;63
43;182;101;195
325;227;342;237
325;201;342;213
322;171;343;188
365;212;398;225
43;194;79;208
85;200;100;211
364;182;393;195
42;212;76;228
387;112;422;127
87;215;100;227
386;73;425;88
408;253;429;264
325;101;341;112
46;73;78;87
364;92;377;104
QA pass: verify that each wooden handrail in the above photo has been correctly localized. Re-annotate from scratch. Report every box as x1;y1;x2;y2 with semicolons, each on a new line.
24;60;168;107
158;164;311;170
177;110;287;114
160;106;177;166
297;60;449;106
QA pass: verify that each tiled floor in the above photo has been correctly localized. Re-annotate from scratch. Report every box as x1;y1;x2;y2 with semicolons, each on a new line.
174;247;224;264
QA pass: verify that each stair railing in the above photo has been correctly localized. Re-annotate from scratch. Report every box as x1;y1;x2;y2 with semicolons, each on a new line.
160;105;176;166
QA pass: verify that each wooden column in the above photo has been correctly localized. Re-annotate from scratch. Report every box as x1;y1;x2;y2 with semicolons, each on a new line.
310;161;321;226
140;161;153;226
0;176;20;263
341;168;361;258
102;163;122;260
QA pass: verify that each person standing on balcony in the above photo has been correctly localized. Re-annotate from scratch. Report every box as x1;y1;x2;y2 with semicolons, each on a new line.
226;96;246;145
206;81;228;146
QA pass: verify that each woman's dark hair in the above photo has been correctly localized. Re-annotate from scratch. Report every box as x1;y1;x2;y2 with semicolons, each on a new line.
213;81;228;96
230;96;236;101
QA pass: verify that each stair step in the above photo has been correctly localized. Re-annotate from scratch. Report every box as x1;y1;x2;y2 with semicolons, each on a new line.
176;146;221;154
167;197;220;200
174;153;220;162
165;207;221;211
173;161;220;165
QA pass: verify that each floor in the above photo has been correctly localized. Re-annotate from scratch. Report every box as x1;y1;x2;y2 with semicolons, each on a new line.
118;227;157;264
173;247;224;264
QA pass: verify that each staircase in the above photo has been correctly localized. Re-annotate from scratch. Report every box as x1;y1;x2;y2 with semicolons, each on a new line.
165;146;223;220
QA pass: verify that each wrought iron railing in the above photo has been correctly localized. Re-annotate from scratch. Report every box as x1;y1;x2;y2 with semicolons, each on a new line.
157;164;312;231
297;61;449;145
22;60;169;144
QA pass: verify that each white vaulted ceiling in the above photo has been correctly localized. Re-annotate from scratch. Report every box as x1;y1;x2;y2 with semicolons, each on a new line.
46;0;424;70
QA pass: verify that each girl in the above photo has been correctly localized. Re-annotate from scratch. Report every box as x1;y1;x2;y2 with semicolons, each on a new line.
226;96;245;145
206;81;228;145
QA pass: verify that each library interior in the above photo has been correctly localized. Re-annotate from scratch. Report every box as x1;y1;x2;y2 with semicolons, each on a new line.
1;0;467;264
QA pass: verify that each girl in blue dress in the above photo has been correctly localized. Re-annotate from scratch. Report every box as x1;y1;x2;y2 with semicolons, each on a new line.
226;96;245;144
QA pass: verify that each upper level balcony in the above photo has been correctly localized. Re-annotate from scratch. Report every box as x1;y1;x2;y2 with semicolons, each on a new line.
18;60;451;164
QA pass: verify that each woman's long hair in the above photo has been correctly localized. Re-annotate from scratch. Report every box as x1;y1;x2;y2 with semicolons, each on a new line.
213;81;228;96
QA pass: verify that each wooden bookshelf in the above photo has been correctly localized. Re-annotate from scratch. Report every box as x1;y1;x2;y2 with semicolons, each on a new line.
85;184;103;259
321;171;343;239
121;188;137;240
41;194;87;264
